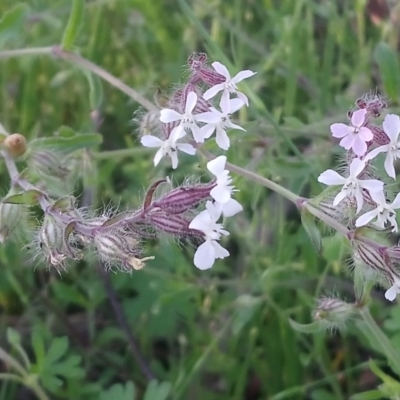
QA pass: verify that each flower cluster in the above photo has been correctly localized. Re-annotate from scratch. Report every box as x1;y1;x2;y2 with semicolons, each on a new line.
316;94;400;300
139;53;255;270
140;53;256;167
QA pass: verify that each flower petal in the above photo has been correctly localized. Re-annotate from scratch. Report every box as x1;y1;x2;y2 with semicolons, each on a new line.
232;70;256;84
359;127;373;142
185;92;198;114
351;109;367;127
211;61;230;79
189;209;213;231
160;109;182;123
212;241;230;259
193;241;216;270
330;123;349;138
215;127;230;150
384;152;396;179
177;143;196;155
203;83;224;100
383;114;400;143
359;179;384;193
352;136;367;156
153;148;164;166
385;284;398;301
210;185;231;203
170;151;179;169
333;190;347;206
141;135;162;148
200;124;216;139
207;156;227;176
236;92;249;107
221;198;243;217
355;209;379;227
349;158;366;178
365;145;388;161
318;169;345;185
339;134;355;150
391;192;400;209
195;111;221;124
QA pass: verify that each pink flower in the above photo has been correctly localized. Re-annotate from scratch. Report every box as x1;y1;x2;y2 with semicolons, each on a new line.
330;109;373;156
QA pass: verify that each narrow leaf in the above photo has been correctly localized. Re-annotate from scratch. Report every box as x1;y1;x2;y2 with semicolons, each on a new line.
30;133;103;153
289;319;321;334
3;190;42;205
300;207;322;253
0;3;30;46
374;42;400;101
61;0;85;50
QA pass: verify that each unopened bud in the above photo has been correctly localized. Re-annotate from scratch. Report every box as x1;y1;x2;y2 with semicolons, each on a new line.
3;134;27;158
146;210;194;236
153;183;213;214
312;297;355;331
0;202;23;243
39;214;78;268
93;231;150;272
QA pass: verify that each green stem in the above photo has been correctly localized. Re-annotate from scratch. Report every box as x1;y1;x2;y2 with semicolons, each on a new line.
359;308;400;374
0;47;53;59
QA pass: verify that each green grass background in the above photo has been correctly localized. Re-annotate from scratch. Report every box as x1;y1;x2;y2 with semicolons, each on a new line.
1;0;400;399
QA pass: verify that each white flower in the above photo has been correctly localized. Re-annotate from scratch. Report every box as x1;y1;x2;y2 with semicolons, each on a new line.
189;201;229;270
203;62;256;106
355;191;400;232
200;98;245;150
330;109;373;157
365;114;400;179
159;91;219;143
385;275;400;301
207;156;236;203
213;198;243;218
318;158;384;213
140;127;195;169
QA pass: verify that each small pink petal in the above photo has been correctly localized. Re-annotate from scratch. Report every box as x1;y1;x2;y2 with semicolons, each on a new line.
330;123;349;138
351;109;367;128
352;136;367;156
339;134;355;150
359;127;373;141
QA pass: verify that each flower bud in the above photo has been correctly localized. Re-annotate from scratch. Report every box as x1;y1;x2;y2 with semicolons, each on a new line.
38;214;79;269
153;183;213;214
312;297;355;331
3;134;28;158
0;202;23;243
93;231;151;272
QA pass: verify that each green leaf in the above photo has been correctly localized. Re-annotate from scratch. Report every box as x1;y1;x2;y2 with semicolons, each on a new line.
53;196;75;212
44;337;68;366
289;319;321;334
61;0;85;50
350;390;386;400
300;207;322;254
99;382;136;400
83;70;104;110
7;328;21;346
2;189;43;205
30;133;103;153
143;381;171;400
374;42;400;101
0;3;30;46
